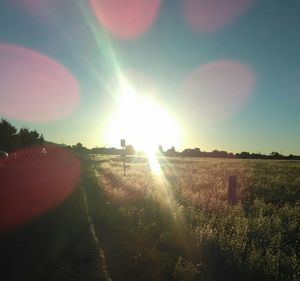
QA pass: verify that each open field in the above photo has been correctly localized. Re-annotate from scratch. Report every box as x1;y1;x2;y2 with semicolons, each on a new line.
84;155;300;281
1;155;299;281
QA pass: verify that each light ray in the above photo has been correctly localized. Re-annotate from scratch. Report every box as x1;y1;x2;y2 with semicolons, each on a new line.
66;2;187;244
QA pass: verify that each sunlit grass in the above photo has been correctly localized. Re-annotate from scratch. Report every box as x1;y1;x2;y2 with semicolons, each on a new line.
87;155;300;281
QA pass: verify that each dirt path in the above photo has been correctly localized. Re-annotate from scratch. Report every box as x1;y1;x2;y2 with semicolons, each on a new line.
81;185;112;281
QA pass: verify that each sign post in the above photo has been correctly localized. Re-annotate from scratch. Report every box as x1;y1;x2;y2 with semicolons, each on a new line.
121;139;126;176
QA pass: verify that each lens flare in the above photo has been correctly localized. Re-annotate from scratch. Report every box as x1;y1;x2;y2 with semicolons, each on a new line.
181;60;255;122
0;44;80;122
104;71;180;174
21;0;58;14
0;145;80;230
183;0;255;32
105;72;180;151
89;0;161;39
147;149;162;175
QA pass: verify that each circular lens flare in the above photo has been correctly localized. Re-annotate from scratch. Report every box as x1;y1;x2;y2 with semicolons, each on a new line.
0;145;80;230
89;0;161;39
181;60;255;122
0;44;80;122
183;0;255;32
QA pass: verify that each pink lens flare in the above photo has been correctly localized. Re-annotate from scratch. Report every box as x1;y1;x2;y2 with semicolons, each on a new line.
183;0;255;32
19;0;64;14
0;44;80;122
0;145;80;231
181;60;255;122
89;0;161;39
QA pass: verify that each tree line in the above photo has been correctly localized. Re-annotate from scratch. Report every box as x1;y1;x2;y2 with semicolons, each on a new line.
79;145;300;160
0;119;44;152
173;147;300;160
1;119;299;160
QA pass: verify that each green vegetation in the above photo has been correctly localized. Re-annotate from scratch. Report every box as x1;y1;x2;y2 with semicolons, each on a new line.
84;156;300;281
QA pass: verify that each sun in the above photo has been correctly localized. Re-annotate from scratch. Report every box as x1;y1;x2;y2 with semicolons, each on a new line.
104;75;180;172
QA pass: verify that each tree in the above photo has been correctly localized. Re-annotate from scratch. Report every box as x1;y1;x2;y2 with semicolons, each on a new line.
166;146;177;157
18;128;32;148
0;119;44;151
238;151;251;159
72;142;88;154
125;144;135;155
182;148;201;157
158;145;164;154
0;119;17;151
270;152;283;159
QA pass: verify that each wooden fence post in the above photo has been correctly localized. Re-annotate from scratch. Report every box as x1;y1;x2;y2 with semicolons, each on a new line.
120;139;126;176
228;175;237;204
123;150;126;176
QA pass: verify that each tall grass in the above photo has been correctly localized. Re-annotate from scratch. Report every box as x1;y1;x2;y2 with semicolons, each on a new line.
85;155;300;281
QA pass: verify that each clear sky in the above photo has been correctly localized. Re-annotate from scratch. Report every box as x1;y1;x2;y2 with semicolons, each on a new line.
0;0;299;155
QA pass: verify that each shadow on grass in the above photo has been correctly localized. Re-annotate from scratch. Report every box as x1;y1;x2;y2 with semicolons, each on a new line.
0;184;110;281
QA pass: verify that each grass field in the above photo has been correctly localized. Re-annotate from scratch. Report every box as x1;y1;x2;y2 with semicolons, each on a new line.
1;155;299;281
84;155;300;281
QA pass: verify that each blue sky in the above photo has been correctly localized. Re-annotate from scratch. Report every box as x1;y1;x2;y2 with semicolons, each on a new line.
0;0;299;154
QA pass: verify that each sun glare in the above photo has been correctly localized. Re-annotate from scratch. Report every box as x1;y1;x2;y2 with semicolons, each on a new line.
104;76;180;173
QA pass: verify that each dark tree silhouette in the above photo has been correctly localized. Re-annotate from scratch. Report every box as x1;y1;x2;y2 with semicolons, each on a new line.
18;128;44;148
182;148;201;157
0;119;44;152
72;142;89;154
165;146;177;157
0;119;17;152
